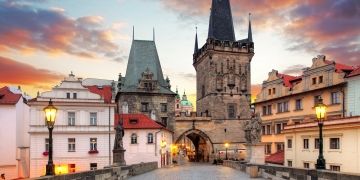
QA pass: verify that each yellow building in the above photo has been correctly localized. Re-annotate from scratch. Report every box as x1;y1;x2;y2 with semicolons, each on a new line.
283;116;360;173
253;55;355;158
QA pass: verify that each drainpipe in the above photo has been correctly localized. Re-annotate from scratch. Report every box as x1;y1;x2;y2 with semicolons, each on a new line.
108;105;111;166
341;88;345;118
155;130;161;156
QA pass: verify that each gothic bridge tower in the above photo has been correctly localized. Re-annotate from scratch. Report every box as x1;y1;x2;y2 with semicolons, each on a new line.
174;0;254;163
194;0;254;120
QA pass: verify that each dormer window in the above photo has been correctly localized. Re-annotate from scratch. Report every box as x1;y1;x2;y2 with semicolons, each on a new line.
130;119;138;124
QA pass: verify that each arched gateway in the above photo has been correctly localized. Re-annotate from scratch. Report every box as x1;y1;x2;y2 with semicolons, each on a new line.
175;129;214;162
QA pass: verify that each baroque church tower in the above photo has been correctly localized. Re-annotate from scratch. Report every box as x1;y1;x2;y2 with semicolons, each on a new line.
194;0;254;120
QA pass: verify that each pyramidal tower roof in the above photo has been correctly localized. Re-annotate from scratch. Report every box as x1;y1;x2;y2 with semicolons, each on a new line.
121;39;173;94
208;0;236;41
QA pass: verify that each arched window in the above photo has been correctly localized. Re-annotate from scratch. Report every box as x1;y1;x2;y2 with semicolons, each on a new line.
131;133;137;144
147;133;154;144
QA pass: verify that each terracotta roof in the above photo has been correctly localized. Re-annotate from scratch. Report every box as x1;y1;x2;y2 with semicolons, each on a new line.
85;85;112;103
347;66;360;78
324;60;354;72
265;150;284;165
0;86;22;105
277;73;299;88
115;114;165;129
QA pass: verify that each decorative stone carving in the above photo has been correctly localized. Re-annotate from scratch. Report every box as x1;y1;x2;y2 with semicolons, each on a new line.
113;120;126;166
244;114;261;144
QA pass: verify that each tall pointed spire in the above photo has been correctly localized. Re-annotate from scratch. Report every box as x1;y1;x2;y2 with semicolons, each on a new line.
208;0;235;41
194;27;199;54
248;13;253;42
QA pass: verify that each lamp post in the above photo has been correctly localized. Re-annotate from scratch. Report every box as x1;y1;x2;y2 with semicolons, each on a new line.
315;97;327;170
224;143;229;160
44;99;57;176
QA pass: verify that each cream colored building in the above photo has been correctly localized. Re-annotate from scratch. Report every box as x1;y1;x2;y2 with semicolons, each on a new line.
283;116;360;173
254;55;355;156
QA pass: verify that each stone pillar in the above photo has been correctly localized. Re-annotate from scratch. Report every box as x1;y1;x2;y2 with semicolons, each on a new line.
113;148;126;166
246;143;265;164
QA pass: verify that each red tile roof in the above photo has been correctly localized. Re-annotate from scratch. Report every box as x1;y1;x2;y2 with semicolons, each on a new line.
324;60;354;72
265;150;284;165
0;86;22;105
277;73;299;88
347;66;360;78
85;85;112;103
115;114;165;129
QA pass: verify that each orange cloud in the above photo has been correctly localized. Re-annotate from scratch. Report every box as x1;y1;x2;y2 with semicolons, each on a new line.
0;56;64;96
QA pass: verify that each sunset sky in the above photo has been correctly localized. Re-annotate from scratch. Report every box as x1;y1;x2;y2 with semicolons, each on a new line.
0;0;359;104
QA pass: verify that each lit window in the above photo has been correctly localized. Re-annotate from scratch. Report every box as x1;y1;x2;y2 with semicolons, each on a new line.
90;163;97;171
90;138;97;151
330;138;340;149
68;138;76;152
303;139;309;149
90;112;97;126
131;133;137;144
68;112;75;126
68;164;76;173
147;133;154;144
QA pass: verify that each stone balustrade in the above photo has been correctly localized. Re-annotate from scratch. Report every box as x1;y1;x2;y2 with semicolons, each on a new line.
223;160;360;180
32;162;158;180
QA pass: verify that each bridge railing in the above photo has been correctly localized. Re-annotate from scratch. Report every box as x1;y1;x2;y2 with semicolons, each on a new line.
32;162;158;180
223;160;360;180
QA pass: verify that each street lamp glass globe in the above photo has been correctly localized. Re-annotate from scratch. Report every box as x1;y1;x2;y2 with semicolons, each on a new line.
44;100;57;128
315;98;327;121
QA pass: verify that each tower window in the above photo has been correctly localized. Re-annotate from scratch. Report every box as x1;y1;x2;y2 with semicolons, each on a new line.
202;85;205;98
228;104;236;119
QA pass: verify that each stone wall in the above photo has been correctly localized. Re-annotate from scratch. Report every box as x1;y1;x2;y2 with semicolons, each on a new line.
33;162;157;180
223;160;360;180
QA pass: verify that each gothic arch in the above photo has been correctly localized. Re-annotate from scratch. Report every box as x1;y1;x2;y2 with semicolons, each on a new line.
175;128;214;154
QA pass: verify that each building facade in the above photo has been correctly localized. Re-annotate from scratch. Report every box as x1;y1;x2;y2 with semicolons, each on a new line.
116;38;176;131
346;67;360;116
254;55;355;157
0;86;30;179
283;116;360;173
174;0;254;163
116;114;173;167
28;73;116;177
175;89;193;116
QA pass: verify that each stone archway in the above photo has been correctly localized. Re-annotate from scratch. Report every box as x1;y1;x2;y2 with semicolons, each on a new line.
175;129;214;162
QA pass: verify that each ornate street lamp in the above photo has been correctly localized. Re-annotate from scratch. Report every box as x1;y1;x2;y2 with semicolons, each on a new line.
315;97;327;170
224;143;229;160
44;99;57;176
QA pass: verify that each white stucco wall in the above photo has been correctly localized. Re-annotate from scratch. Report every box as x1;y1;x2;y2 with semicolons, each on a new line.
123;129;173;167
285;124;360;173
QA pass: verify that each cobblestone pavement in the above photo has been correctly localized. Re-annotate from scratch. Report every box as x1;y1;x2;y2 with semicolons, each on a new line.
128;163;264;180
